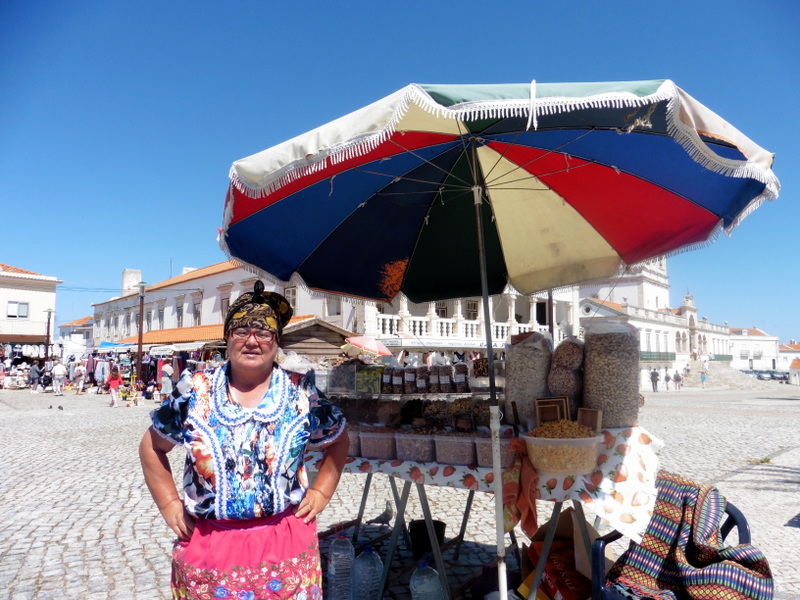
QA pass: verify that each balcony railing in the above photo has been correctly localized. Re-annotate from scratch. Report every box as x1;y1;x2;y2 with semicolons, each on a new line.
639;351;676;362
374;313;558;348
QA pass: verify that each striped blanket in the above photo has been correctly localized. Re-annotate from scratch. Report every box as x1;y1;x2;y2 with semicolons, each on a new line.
606;471;773;600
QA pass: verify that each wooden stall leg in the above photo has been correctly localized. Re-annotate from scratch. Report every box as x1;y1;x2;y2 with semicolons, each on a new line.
379;480;412;598
416;483;451;600
527;501;564;600
452;490;475;560
388;475;412;551
351;472;373;544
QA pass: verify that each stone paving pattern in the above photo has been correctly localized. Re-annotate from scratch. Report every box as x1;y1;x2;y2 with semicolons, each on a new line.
1;369;798;599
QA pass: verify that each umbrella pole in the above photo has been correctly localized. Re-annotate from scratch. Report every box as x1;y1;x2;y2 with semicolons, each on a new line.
472;184;508;600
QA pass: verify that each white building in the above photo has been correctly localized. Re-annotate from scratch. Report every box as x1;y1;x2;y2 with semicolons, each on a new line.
727;328;780;371
778;342;800;374
91;261;576;354
0;263;62;359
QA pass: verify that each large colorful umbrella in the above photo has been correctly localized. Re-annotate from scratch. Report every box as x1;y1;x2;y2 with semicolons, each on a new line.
220;79;779;599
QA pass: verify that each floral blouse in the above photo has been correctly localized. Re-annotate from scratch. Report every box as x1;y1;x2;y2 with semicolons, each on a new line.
150;362;345;520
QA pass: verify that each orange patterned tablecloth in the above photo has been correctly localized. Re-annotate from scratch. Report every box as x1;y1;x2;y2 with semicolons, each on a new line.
306;426;662;541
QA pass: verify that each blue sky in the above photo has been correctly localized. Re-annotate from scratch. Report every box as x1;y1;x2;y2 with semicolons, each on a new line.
2;1;797;341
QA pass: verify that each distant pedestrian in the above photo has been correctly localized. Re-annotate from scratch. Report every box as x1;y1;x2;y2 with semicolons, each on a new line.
650;368;660;392
106;366;124;407
73;362;86;394
700;371;707;388
665;372;672;391
673;370;682;391
52;360;67;396
28;360;42;392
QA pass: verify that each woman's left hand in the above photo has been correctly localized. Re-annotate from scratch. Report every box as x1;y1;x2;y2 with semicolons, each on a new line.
295;488;330;523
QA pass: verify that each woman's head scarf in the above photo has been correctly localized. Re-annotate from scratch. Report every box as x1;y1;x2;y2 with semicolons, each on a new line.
223;281;293;341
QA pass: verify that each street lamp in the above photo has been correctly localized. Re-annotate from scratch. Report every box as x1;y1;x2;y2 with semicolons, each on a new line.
136;281;147;384
44;308;54;361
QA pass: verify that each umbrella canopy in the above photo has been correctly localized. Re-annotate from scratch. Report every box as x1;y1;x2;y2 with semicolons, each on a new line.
221;79;778;304
343;335;393;357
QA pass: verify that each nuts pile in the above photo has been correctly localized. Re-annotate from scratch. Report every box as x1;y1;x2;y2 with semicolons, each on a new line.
583;329;640;427
434;432;477;465
395;431;436;462
524;419;599;473
527;419;594;439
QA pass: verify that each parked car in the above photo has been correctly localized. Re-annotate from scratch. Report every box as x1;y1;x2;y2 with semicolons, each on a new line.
740;370;756;378
755;370;773;381
772;371;789;381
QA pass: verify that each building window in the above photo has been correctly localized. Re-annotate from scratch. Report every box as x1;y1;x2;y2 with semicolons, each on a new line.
124;313;131;336
192;302;201;326
146;310;152;332
157;308;165;330
327;296;341;316
176;305;183;328
221;296;230;317
376;303;385;314
435;301;448;318
645;332;651;351
6;301;29;318
465;300;479;320
284;287;297;311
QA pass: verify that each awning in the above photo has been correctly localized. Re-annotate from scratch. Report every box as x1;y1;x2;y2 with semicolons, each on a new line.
149;341;221;356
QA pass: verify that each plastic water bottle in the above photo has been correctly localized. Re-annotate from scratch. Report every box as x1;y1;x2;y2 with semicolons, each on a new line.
327;533;354;600
351;543;384;599
410;554;446;600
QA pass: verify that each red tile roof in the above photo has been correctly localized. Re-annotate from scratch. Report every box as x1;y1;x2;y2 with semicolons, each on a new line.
0;263;43;276
61;316;93;327
729;328;768;336
147;261;239;291
790;358;800;370
115;315;318;345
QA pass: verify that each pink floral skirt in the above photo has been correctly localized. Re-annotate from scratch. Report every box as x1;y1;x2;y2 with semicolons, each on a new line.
171;509;321;600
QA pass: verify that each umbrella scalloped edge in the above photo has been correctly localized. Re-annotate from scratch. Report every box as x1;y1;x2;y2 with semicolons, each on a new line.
228;79;779;224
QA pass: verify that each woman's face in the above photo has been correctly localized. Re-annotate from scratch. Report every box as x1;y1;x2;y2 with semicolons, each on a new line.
227;327;279;376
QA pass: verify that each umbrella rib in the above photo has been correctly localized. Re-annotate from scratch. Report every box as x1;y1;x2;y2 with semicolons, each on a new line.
351;167;473;192
482;129;596;188
382;137;475;189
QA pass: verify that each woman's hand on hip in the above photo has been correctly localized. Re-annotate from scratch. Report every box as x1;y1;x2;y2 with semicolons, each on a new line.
295;488;330;524
162;499;195;540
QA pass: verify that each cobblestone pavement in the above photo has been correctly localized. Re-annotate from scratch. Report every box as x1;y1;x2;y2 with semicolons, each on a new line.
0;383;798;599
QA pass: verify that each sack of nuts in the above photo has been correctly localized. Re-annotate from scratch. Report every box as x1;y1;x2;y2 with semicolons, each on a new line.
583;321;640;427
415;365;430;393
505;331;553;430
453;362;470;393
381;367;394;394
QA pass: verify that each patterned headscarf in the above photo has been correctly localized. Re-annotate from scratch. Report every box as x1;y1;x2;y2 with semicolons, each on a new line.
223;281;293;340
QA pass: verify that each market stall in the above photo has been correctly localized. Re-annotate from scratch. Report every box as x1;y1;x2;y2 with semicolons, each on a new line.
220;79;779;600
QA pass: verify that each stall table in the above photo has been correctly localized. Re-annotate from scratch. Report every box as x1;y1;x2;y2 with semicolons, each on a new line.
306;426;663;599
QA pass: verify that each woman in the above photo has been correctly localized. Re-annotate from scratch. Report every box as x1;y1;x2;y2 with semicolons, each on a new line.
139;282;348;600
73;361;86;395
106;366;124;407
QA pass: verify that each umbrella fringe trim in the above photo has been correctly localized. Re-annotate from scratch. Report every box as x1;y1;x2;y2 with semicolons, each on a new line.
230;80;777;202
661;84;780;206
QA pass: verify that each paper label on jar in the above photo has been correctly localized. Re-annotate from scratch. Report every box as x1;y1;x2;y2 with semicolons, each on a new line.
416;379;427;388
454;374;466;383
405;372;415;381
392;375;403;384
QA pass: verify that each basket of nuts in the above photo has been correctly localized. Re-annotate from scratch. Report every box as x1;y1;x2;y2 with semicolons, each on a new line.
521;419;602;474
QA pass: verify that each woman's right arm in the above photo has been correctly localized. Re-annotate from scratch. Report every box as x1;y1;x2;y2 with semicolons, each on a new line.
139;426;195;540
